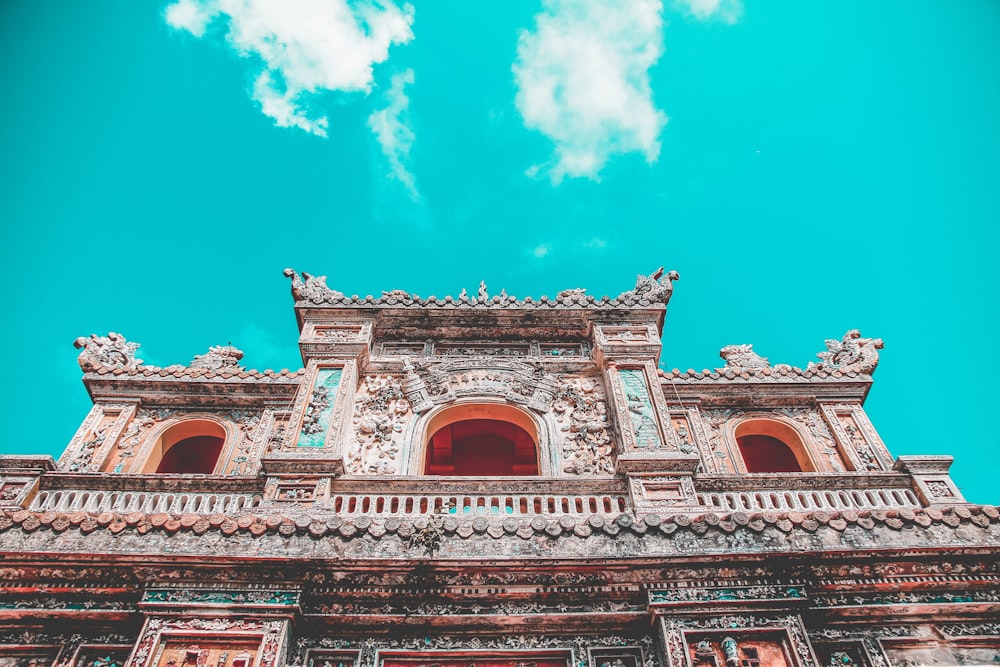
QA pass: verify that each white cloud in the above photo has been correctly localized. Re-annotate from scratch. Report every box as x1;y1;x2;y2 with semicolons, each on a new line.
165;0;415;138
532;244;550;258
513;0;668;183
368;69;419;200
674;0;742;24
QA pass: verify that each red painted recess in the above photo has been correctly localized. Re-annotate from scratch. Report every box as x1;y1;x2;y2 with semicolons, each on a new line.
737;434;802;473
425;418;539;476
155;435;224;474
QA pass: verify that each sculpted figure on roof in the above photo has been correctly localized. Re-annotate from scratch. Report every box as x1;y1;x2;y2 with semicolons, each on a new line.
719;343;771;369
284;268;343;304
809;329;884;374
74;332;143;372
620;267;680;304
190;345;245;371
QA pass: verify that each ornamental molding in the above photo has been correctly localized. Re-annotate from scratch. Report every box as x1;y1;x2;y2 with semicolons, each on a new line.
284;268;679;310
402;357;559;414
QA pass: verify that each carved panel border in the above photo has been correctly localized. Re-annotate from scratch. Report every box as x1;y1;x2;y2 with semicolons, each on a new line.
820;404;892;472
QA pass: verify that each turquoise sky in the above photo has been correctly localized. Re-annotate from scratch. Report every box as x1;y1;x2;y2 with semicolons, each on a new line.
2;1;998;503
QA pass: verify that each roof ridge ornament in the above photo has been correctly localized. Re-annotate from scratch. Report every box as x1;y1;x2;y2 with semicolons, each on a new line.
809;329;884;375
190;344;246;371
283;268;343;304
74;332;143;372
619;267;680;304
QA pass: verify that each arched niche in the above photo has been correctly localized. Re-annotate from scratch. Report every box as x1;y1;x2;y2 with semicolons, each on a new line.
419;402;543;477
141;418;228;474
732;417;815;473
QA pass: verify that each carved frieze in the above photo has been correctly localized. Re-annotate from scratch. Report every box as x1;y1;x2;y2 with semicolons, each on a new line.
552;377;615;475
128;617;286;667
402;358;558;415
346;375;411;475
660;615;817;667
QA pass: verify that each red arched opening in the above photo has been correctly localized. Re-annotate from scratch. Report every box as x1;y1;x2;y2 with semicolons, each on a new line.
425;418;538;476
143;419;228;474
155;435;225;474
736;434;802;473
734;418;813;473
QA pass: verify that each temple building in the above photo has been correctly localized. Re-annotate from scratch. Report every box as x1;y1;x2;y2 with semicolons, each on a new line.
1;268;998;667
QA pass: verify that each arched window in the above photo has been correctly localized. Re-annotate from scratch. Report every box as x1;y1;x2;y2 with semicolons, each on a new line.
734;418;813;473
423;404;540;476
143;419;226;474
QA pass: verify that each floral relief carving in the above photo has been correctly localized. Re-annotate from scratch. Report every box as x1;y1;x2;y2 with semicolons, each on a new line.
700;409;736;474
780;408;844;472
347;375;411;475
109;409;172;473
553;377;615;475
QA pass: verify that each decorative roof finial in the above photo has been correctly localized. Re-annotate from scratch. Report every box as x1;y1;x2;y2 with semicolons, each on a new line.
74;332;143;372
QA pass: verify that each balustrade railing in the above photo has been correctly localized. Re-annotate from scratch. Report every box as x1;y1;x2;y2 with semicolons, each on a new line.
696;487;920;512
30;489;262;514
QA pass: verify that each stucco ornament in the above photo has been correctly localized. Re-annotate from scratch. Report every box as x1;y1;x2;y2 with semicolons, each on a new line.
553;377;615;475
719;344;771;369
348;375;411;474
74;332;143;372
284;268;343;303
619;267;680;304
190;345;245;371
809;329;884;374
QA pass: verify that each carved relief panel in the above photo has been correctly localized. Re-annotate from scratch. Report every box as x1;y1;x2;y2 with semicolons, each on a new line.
127;618;287;667
345;374;412;475
820;404;892;472
607;364;672;453
59;403;136;473
283;361;356;452
552;375;616;475
659;616;818;667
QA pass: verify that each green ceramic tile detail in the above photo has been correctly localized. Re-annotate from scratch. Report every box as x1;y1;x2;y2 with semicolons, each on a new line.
297;368;342;447
619;368;661;448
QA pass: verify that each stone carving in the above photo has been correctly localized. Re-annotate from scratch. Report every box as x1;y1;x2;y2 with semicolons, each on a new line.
403;358;557;414
836;414;881;471
347;375;410;474
301;387;331;436
67;422;111;473
284;268;343;303
619;267;679;304
381;289;411;300
298;368;343;447
129;618;283;667
809;329;884;374
229;410;266;475
294;633;654;667
111;409;170;473
477;280;488;301
557;288;586;298
190;345;245;371
720;344;771;369
780;408;844;472
619;369;663;448
925;480;955;498
74;333;142;372
552;377;615;475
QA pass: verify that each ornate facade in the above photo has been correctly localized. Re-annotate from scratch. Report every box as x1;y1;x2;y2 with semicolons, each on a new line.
1;269;998;667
